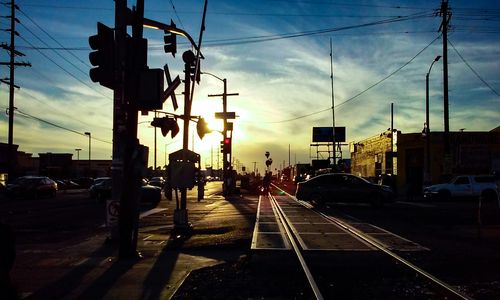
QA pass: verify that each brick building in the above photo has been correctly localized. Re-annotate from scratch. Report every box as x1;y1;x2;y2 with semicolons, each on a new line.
351;127;500;195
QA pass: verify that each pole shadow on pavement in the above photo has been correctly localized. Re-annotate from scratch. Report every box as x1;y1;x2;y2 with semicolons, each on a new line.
27;242;118;299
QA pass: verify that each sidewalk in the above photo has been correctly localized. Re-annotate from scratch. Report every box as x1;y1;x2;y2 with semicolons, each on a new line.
9;188;258;299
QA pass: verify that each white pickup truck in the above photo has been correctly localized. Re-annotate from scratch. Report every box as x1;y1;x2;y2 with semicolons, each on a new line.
423;175;499;203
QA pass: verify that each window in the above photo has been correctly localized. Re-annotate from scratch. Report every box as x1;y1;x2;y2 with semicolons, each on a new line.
474;176;494;183
454;177;470;185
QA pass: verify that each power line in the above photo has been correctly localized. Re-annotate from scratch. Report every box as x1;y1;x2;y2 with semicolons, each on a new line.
168;0;185;29
201;13;433;47
18;22;89;78
18;2;428;13
267;35;442;124
17;30;438;52
448;38;500;98
18;8;92;68
16;87;112;131
17;35;111;100
264;0;430;10
9;107;112;144
14;12;433;52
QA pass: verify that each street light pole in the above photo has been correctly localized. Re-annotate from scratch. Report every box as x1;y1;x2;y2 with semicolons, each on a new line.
75;148;81;161
84;132;91;176
424;55;441;186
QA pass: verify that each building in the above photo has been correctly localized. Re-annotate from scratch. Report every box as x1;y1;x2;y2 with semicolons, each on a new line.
351;127;500;194
0;142;111;180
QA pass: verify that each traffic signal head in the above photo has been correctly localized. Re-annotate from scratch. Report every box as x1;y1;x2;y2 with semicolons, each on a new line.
182;50;200;84
190;59;201;84
150;117;179;138
221;137;232;153
89;22;115;89
220;138;231;153
163;20;177;57
196;117;211;139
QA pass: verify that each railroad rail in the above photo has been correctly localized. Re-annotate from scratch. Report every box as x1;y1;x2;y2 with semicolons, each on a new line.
252;187;471;300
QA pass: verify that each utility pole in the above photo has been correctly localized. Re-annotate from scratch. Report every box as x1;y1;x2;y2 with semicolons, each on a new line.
1;0;31;181
208;77;238;195
75;148;81;160
154;111;157;172
330;38;336;167
439;0;452;176
113;0;146;259
390;103;394;174
288;144;291;168
111;0;128;253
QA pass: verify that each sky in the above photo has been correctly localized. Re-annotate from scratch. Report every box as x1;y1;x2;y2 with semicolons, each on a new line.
1;0;499;173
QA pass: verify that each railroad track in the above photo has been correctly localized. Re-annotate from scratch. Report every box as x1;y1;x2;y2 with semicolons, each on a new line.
252;187;471;299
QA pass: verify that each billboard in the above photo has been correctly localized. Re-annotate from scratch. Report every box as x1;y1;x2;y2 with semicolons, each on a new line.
312;127;346;143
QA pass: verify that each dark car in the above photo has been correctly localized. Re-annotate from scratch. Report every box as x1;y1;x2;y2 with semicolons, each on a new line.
5;176;58;199
148;177;166;188
55;180;81;190
89;177;161;203
72;177;95;189
295;173;395;207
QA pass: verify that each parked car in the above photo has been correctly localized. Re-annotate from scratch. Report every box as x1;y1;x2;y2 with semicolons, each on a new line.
89;177;161;203
72;177;94;189
423;175;499;203
5;176;58;199
55;180;81;190
149;177;166;188
295;173;395;207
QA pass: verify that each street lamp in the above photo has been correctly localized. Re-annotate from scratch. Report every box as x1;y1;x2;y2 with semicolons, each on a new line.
75;148;81;160
84;132;91;176
424;55;441;186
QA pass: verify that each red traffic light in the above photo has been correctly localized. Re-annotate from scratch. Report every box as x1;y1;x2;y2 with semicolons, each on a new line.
224;138;231;144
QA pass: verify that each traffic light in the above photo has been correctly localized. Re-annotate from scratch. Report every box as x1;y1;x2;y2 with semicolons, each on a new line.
89;22;115;89
196;117;211;139
190;59;201;84
221;137;231;153
150;117;179;138
182;50;200;84
163;20;177;57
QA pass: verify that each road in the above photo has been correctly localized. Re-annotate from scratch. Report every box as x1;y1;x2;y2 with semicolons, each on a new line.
2;181;500;298
0;189;106;246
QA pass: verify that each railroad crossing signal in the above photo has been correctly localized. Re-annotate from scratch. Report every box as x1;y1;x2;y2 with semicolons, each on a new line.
88;22;115;89
163;64;179;110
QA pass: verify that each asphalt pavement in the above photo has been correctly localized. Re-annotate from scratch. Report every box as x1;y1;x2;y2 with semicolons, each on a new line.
5;182;258;299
